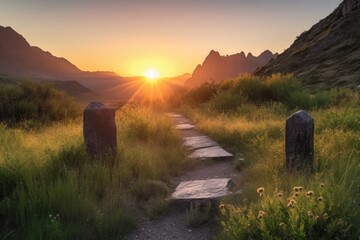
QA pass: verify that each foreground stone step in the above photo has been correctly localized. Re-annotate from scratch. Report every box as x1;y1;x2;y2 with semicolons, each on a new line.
172;178;231;200
189;146;233;159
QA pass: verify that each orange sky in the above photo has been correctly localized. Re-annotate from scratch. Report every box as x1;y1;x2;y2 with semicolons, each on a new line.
1;0;341;77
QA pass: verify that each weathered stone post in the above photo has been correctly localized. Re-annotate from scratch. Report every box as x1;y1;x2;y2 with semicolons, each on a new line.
83;102;117;157
285;110;314;171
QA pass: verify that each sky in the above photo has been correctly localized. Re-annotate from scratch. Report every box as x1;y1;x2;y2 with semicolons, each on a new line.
1;0;342;77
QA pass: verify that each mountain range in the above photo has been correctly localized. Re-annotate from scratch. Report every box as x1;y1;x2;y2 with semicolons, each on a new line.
256;0;360;88
186;50;278;87
1;0;359;103
0;26;189;103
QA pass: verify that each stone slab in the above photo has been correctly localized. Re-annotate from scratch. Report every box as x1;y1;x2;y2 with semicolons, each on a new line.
189;146;233;159
166;113;183;118
175;124;195;130
172;178;231;200
183;136;218;150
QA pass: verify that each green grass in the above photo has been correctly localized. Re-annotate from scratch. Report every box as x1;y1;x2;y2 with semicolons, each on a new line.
178;75;360;239
0;106;189;239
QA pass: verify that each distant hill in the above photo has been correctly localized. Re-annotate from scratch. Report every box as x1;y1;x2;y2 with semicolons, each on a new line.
99;74;189;103
185;50;278;87
51;81;105;104
256;0;360;89
0;26;125;99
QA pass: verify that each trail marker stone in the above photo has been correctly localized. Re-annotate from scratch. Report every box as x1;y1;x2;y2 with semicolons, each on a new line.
285;110;314;171
83;102;117;156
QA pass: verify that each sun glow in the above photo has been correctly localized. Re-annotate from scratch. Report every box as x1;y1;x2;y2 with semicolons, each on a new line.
144;68;160;81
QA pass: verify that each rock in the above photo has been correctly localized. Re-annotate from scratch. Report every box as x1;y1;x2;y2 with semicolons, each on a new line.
172;178;231;200
166;113;183;118
183;136;218;150
189;146;233;159
285;110;314;171
83;102;117;156
343;0;360;16
175;124;195;130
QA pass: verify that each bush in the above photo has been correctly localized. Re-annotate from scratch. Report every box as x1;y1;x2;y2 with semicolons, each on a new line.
0;81;81;127
182;74;359;112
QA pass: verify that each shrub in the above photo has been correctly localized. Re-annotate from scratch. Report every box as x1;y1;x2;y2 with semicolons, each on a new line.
0;81;81;127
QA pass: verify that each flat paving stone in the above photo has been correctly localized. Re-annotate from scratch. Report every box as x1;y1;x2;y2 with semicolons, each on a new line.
175;124;195;130
183;136;218;150
167;113;183;118
189;146;233;159
172;178;231;200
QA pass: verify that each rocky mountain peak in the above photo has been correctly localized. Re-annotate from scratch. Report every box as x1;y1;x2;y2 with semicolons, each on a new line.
256;0;360;89
186;50;277;87
343;0;360;16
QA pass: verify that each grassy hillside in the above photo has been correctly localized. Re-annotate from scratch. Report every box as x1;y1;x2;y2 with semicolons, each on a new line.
178;75;360;239
256;1;360;89
0;106;189;239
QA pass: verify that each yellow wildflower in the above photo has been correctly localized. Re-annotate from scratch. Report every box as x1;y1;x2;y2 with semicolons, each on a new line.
257;187;264;194
306;191;314;197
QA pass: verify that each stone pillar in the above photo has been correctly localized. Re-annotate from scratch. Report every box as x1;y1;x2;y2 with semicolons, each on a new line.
83;102;117;156
285;110;314;171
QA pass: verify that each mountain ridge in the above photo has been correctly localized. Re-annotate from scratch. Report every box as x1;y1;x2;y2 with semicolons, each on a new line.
186;50;278;87
256;0;360;88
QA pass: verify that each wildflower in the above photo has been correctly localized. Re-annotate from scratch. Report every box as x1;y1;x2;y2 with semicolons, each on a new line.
277;192;283;197
298;186;303;191
257;210;266;218
306;191;314;197
293;192;299;197
317;196;323;202
219;204;225;209
247;223;251;228
315;216;320;220
289;199;296;205
257;187;264;194
287;202;295;208
323;213;328;219
293;187;299;192
308;211;314;218
259;193;263;197
320;183;325;188
279;222;285;228
49;214;52;218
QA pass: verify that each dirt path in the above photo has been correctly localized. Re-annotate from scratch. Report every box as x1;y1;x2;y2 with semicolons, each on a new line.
124;114;239;240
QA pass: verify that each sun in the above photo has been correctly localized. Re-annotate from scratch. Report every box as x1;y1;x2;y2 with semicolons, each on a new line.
144;68;160;81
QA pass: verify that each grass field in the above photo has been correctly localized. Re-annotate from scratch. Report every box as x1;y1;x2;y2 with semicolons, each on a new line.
178;75;360;239
0;106;189;240
1;75;359;239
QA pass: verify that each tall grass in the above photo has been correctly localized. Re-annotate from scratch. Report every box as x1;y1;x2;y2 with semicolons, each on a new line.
0;106;188;239
179;75;360;239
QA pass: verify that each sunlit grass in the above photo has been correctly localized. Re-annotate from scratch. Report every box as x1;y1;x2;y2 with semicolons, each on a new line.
0;106;189;239
178;75;360;239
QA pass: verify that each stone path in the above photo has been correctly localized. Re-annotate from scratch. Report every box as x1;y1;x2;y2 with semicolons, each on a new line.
170;113;234;202
124;113;239;240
